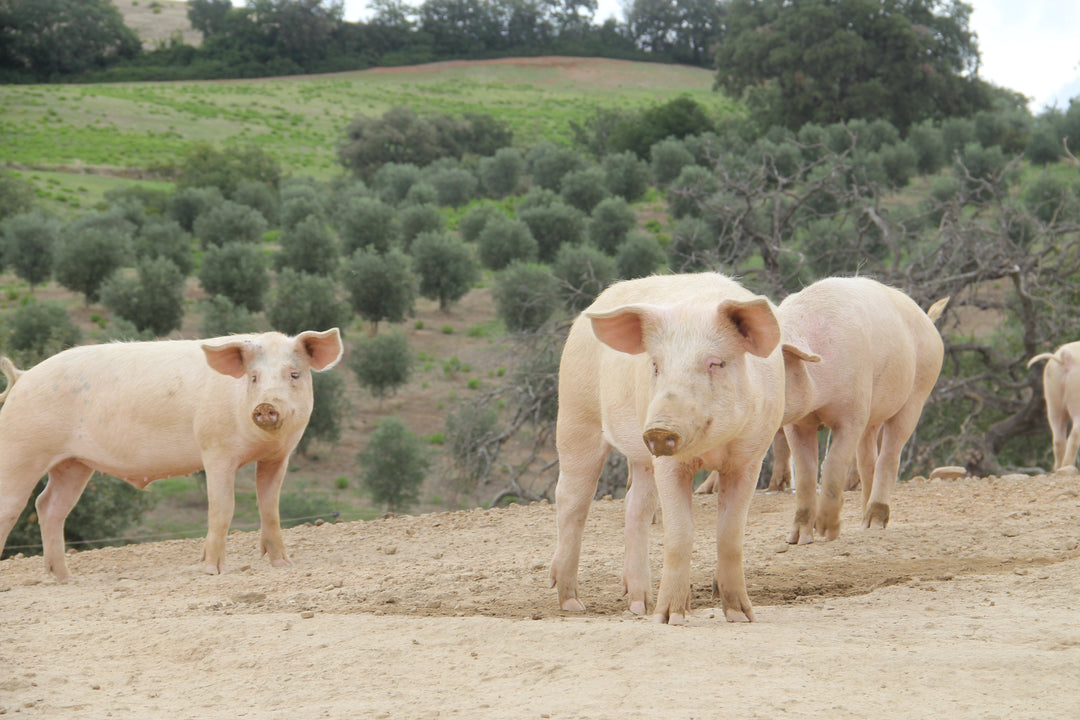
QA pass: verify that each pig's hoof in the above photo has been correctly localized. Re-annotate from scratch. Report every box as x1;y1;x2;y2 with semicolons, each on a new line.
654;612;686;626
628;600;647;615
271;556;293;568
560;597;586;612
724;608;753;623
202;563;222;575
787;528;814;545
862;502;890;529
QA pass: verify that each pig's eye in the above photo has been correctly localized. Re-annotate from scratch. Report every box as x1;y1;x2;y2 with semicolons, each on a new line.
651;361;659;377
290;371;301;380
708;359;726;371
250;373;258;384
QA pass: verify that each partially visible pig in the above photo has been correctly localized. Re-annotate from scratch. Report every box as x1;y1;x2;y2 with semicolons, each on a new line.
0;329;343;580
549;273;794;624
1027;341;1080;471
778;278;946;544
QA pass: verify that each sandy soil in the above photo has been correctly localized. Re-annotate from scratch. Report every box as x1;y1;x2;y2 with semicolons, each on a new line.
3;470;1080;719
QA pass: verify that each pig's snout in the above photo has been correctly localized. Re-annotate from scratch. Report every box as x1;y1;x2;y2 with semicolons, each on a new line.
643;427;681;456
253;403;283;430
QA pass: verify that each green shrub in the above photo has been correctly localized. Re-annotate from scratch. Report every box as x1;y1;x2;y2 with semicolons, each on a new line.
166;186;225;233
552;244;616;313
398;203;445;251
193;200;268;248
492;261;560;332
134;218;195;276
335;196;396;255
267;269;352;336
411;231;479;311
616;229;665;279
476;215;537;270
198;295;260;337
478;147;524;198
343;247;417;333
559;167;610;214
517;201;586;263
275;216;339;276
589;197;637;255
357;416;429;513
0;299;81;367
350;332;413;399
2;210;59;290
199;241;268;313
100;257;186;337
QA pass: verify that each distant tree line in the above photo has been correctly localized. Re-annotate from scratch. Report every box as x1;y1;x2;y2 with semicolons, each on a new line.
1;0;1003;130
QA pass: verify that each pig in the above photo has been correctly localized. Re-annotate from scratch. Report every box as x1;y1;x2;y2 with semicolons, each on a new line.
1027;341;1080;471
777;278;947;544
548;272;794;624
0;329;344;581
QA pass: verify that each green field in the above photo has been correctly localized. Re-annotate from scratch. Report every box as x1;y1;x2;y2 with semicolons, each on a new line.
0;57;731;186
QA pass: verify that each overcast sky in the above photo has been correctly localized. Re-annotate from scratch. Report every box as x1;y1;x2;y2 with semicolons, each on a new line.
339;0;1079;112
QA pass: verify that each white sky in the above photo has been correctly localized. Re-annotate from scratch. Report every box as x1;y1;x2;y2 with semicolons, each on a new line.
339;0;1080;111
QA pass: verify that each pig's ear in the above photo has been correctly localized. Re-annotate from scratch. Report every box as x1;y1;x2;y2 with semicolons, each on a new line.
587;305;655;355
718;298;780;358
201;340;250;379
297;328;344;371
781;343;821;363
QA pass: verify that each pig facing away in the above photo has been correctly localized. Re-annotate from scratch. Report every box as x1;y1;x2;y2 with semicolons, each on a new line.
549;273;788;624
1027;341;1080;471
778;278;946;544
0;329;344;580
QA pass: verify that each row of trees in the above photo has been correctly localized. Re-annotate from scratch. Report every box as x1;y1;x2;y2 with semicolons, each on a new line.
2;0;1004;139
6;93;1080;516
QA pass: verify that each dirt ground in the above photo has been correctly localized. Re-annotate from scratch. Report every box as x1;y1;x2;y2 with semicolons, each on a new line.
3;469;1080;719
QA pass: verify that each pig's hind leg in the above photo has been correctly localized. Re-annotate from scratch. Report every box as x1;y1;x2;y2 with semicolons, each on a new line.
623;461;657;615
0;456;54;568
549;432;610;613
35;459;95;581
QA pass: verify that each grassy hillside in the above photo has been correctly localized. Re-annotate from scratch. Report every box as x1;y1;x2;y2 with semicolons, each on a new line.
0;57;733;546
1;57;730;213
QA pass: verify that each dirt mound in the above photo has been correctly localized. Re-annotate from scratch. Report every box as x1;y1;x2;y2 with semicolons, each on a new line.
4;471;1080;717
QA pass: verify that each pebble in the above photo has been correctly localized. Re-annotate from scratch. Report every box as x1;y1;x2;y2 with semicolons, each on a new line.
300;611;315;619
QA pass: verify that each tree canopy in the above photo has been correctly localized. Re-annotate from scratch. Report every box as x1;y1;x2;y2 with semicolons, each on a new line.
713;0;992;130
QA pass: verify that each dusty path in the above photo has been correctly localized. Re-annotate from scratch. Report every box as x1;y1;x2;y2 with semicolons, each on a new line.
3;471;1080;718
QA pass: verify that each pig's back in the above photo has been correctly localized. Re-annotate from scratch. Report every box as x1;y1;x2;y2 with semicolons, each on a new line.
0;340;234;475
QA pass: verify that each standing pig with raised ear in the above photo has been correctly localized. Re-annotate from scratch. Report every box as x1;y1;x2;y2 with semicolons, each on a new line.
549;273;791;625
0;329;343;581
777;277;947;544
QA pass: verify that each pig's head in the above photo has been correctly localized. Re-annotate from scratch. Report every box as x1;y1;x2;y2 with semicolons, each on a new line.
201;328;344;436
589;298;781;459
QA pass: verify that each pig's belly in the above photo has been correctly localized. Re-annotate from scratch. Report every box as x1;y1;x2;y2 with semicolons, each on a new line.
63;430;207;485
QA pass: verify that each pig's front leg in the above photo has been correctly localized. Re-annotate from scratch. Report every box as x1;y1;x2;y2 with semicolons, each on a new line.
711;464;758;622
651;461;694;625
255;455;293;568
622;461;657;615
202;459;237;575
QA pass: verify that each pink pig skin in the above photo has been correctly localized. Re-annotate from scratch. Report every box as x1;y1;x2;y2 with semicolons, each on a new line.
0;329;343;581
777;278;947;544
1028;342;1080;471
548;273;791;625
